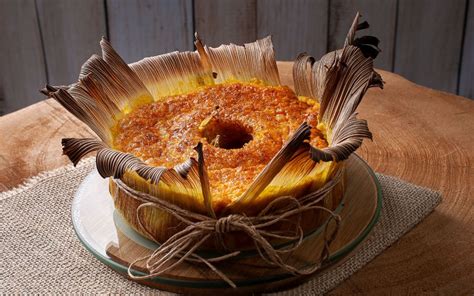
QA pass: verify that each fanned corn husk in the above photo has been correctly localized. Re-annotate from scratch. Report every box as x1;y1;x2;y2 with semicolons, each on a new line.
43;12;382;246
129;49;214;100
198;35;281;85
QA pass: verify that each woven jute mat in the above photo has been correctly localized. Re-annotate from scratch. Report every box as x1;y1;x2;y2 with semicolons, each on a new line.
0;158;441;294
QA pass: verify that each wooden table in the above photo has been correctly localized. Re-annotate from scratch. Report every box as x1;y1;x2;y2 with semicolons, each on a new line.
1;62;473;294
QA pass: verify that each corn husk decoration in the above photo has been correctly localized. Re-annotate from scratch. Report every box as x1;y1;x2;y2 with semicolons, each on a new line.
42;13;382;250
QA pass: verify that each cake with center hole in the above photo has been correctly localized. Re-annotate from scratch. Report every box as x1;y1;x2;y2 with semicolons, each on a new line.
42;13;382;250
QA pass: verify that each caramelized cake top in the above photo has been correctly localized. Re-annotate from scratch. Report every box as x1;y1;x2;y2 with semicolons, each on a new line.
112;82;327;202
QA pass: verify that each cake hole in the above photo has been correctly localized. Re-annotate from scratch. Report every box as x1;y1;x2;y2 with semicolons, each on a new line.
200;118;253;149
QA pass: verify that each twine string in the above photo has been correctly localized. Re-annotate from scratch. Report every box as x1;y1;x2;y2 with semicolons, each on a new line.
118;168;343;288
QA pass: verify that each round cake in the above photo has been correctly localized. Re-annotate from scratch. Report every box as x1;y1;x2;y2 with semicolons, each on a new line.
112;81;329;214
43;13;381;252
107;78;342;247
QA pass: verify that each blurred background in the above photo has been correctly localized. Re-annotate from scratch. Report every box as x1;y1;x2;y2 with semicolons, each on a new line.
0;0;472;115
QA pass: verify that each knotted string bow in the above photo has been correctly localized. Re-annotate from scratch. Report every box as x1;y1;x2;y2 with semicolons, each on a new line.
116;169;343;288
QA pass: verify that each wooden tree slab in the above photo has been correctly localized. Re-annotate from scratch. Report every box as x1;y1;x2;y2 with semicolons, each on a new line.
1;63;473;294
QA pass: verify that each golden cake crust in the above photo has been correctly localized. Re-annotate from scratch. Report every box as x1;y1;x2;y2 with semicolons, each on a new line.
113;81;328;206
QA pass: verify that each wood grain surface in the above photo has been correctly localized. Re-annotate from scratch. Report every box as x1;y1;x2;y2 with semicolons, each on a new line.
36;0;107;85
1;1;473;116
459;1;474;99
257;0;328;60
394;0;467;93
194;0;257;46
0;0;47;114
107;0;194;63
1;63;473;294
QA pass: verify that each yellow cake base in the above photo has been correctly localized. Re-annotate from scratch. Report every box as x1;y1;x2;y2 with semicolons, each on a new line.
108;165;345;251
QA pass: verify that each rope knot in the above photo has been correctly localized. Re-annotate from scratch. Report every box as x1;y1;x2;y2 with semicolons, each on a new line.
215;214;243;233
118;168;343;288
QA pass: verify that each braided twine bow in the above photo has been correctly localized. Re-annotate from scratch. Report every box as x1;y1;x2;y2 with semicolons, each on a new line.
117;168;343;288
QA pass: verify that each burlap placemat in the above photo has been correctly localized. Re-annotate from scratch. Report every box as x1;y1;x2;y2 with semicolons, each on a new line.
0;158;441;294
